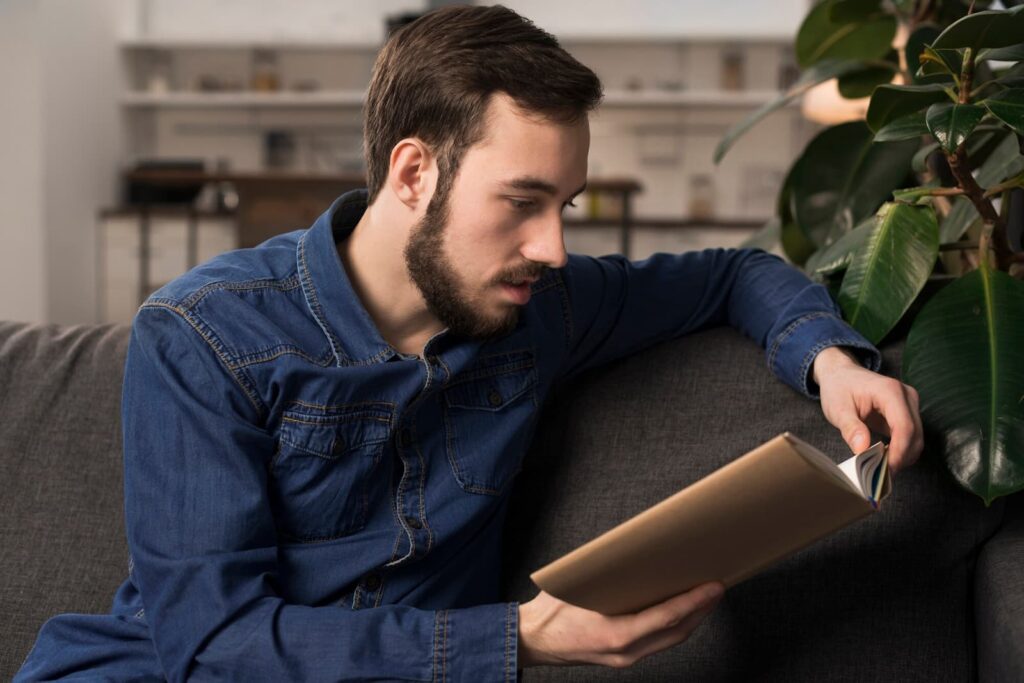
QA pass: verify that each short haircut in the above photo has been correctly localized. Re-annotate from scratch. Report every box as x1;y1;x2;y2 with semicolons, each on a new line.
363;4;603;204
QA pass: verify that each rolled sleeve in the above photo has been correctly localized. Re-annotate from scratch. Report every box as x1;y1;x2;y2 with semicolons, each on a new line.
435;602;519;682
766;311;882;399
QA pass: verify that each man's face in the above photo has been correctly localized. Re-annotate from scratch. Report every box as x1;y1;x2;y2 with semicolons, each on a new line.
404;93;590;340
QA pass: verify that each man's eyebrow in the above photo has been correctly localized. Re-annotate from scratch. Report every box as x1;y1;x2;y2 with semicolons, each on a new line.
501;177;587;199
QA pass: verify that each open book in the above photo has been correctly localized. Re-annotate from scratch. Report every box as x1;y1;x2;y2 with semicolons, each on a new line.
530;432;890;615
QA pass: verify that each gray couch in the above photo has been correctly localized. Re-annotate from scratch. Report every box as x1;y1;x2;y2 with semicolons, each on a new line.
1;320;1021;681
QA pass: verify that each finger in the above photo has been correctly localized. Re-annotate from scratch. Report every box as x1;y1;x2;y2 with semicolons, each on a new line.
835;410;872;453
626;597;721;662
876;388;916;471
624;582;724;641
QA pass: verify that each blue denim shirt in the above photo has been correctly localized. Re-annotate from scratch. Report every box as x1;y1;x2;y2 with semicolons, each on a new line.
17;189;879;683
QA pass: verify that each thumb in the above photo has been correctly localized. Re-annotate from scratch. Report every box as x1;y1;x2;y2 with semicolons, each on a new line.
840;419;871;453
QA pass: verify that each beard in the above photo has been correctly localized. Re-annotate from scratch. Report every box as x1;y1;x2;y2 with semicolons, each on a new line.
404;184;545;341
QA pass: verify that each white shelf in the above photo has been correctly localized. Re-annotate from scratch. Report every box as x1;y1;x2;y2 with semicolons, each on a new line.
118;34;789;51
121;90;366;108
119;37;382;51
121;89;784;110
602;89;783;108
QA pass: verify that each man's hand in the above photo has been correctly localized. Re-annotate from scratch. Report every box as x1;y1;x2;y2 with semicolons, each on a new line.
812;346;924;471
518;583;724;669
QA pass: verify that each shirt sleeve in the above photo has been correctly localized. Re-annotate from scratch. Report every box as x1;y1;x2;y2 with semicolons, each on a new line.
554;248;881;398
122;305;518;683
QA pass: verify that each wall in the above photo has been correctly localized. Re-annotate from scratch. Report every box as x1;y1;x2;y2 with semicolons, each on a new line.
0;0;127;325
40;0;126;324
0;1;45;323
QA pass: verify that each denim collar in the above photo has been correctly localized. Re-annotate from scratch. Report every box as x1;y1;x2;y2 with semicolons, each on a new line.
297;189;398;366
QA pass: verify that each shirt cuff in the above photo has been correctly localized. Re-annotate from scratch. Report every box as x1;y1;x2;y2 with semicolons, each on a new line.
766;312;882;399
433;602;518;682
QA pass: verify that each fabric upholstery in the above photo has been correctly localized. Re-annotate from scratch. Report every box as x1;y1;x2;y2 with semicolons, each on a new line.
0;321;1020;681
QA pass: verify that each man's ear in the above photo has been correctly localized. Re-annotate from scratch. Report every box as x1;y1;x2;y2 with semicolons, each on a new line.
387;138;438;211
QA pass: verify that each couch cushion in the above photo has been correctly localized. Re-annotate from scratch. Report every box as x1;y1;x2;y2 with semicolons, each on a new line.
504;327;1006;681
0;322;130;679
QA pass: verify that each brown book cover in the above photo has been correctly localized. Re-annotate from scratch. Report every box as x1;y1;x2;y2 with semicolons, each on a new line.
530;432;891;615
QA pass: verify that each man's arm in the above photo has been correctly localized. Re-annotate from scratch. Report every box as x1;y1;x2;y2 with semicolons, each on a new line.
554;248;922;468
555;249;880;396
123;306;516;682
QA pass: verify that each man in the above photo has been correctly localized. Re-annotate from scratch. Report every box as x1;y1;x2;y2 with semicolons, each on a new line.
17;5;922;681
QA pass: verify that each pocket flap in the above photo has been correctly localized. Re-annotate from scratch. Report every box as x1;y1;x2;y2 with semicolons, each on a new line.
444;367;536;411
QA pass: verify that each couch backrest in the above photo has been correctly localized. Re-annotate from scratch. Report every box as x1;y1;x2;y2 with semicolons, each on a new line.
0;322;131;677
503;326;1006;681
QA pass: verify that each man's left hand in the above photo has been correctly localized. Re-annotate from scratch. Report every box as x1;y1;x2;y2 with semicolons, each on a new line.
812;346;924;472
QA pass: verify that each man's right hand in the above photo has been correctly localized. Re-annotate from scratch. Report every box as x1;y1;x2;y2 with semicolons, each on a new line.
517;582;725;669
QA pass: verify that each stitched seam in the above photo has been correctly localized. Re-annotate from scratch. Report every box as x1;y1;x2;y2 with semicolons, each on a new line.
413;432;433;555
442;610;449;683
433;611;442;683
444;359;536;387
504;603;512;683
280;414;391;426
766;311;833;374
231;346;334;369
140;302;265;418
176;274;303;309
297;230;347;365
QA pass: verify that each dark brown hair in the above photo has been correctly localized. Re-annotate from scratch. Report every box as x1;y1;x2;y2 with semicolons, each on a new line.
363;4;603;204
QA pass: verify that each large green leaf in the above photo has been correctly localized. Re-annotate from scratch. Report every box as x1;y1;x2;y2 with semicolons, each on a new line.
940;133;1024;242
837;202;939;344
796;0;897;68
906;25;950;85
978;42;1024;63
916;46;964;79
866;83;953;132
804;215;875;277
932;4;1024;52
902;263;1024;505
790;121;920;247
777;159;818;265
713;59;865;164
926;102;987;152
981;88;1024;136
874;110;930;141
837;61;899;98
830;0;885;23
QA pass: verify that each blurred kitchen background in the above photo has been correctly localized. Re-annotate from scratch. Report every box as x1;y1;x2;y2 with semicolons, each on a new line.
0;0;828;325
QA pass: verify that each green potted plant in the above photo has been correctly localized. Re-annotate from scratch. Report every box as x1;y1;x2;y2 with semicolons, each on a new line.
715;0;1024;505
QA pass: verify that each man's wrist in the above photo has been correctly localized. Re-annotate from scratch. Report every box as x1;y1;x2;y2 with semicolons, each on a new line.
811;346;860;386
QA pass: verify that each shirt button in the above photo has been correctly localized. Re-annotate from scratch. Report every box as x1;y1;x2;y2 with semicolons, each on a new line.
397;429;412;448
363;574;382;591
331;436;346;455
405;516;423;530
487;388;502;407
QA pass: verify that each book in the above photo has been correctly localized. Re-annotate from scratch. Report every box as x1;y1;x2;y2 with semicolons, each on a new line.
529;432;890;615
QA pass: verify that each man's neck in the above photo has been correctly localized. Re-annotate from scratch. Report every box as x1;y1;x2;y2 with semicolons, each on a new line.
336;199;444;357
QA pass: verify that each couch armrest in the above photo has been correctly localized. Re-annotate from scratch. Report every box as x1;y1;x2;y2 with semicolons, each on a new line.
975;493;1024;682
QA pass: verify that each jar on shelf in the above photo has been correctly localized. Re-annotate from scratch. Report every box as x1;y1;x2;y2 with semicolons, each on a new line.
688;175;715;220
251;49;280;92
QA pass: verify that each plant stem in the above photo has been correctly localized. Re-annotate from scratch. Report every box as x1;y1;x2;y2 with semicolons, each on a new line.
959;48;973;105
946;146;1012;269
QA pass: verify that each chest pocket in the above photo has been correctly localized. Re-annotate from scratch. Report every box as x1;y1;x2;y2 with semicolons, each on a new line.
270;401;393;543
442;351;538;495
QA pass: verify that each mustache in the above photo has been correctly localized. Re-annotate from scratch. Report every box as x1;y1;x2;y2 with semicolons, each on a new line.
495;263;548;284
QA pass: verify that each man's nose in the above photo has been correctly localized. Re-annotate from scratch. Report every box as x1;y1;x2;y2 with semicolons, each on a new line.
522;212;568;270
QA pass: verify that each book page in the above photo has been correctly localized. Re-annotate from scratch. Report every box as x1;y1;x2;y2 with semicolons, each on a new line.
837;442;888;507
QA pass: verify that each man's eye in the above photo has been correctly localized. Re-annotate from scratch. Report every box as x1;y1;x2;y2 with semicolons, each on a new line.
509;198;535;211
